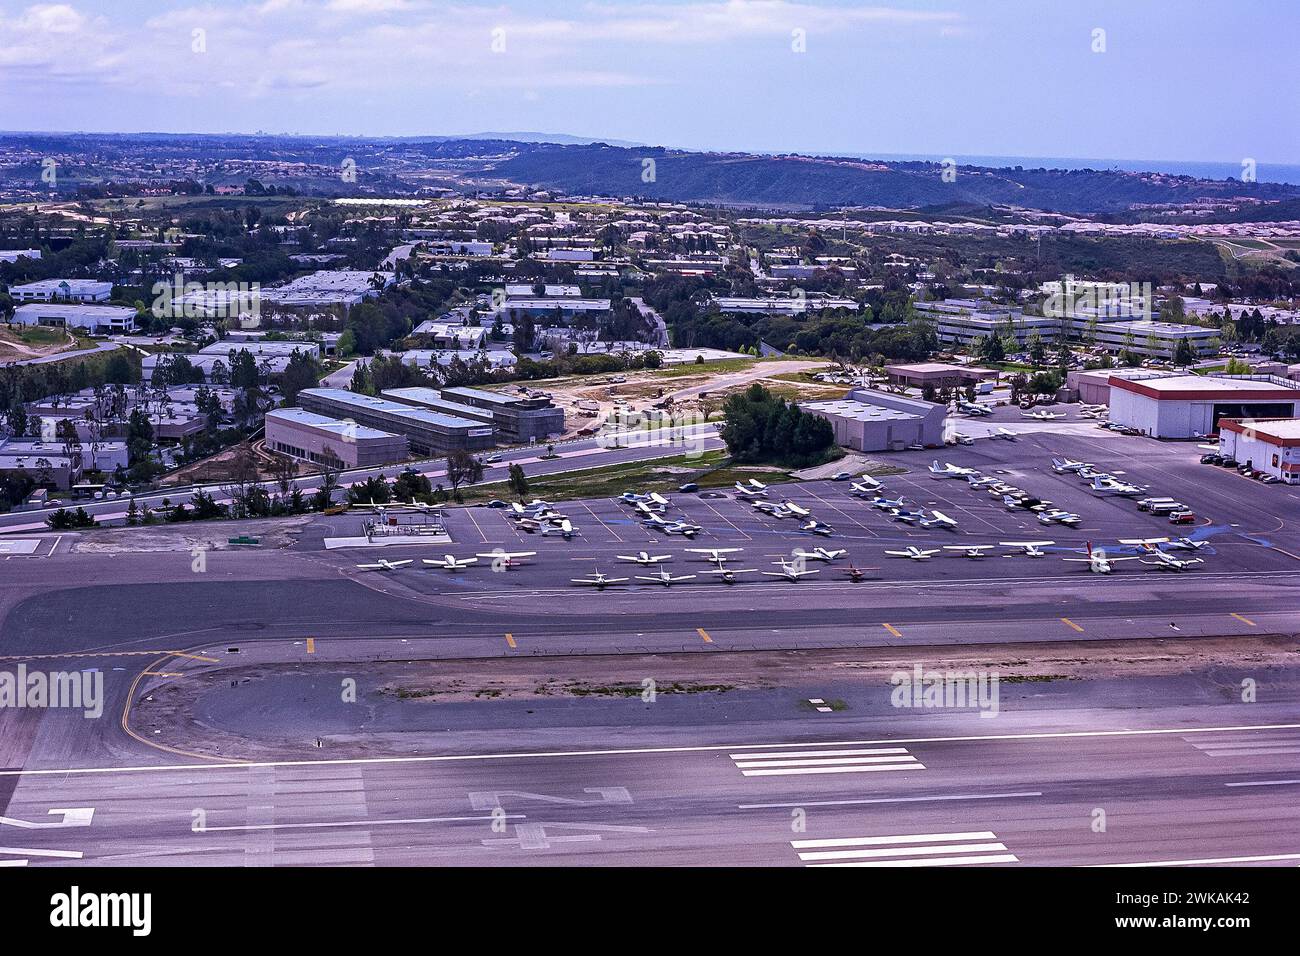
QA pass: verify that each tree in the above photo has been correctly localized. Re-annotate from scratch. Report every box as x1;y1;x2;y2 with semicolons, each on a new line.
720;383;835;467
444;449;484;498
506;462;529;500
1172;337;1196;368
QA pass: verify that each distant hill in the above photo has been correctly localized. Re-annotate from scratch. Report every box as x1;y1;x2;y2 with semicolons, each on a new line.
495;143;1300;215
455;131;645;148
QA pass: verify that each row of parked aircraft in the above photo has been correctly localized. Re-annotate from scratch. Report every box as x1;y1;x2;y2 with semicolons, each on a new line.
930;459;1083;526
1051;457;1147;497
620;489;705;538
356;550;538;572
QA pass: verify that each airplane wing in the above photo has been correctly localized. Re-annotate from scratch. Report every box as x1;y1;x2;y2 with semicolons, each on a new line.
883;550;912;557
355;563;385;570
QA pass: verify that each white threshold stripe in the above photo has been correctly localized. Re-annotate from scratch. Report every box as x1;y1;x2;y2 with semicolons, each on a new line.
743;763;925;776
809;854;1019;868
734;756;918;769
794;830;995;849
729;748;910;760
1189;738;1300;748
1225;779;1300;788
740;791;1042;810
0;846;83;859
1092;853;1300;867
800;842;1007;862
0;860;30;867
1202;747;1300;756
7;722;1299;777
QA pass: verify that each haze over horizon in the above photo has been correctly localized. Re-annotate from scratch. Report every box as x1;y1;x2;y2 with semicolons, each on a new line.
1;0;1294;167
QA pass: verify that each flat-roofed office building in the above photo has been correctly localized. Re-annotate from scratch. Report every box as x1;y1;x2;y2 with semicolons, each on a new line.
438;385;565;443
297;388;496;455
265;408;409;469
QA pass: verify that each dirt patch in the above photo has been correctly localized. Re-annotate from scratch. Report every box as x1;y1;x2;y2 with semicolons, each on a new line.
70;514;315;553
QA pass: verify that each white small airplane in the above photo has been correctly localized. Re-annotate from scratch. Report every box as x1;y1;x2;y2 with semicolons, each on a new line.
704;567;758;584
850;478;882;497
634;500;667;516
685;546;744;565
799;520;835;536
475;550;536;568
1142;550;1204;571
635;567;697;586
620;490;652;504
871;495;906;511
350;498;392;511
355;558;413;571
1051;457;1093;474
958;401;991;417
571;570;629;589
1062;542;1141;574
762;559;821;581
782;501;811;517
943;545;994;559
890;508;926;525
920;510;959;530
1000;540;1055;558
792;547;847;562
885;546;941;561
422;554;479;570
967;475;999;489
616;551;672;565
747;479;767;491
1091;476;1144;497
661;521;701;538
1038;510;1081;526
1022;409;1066;421
1166;537;1206;552
734;483;767;500
540;519;579;539
929;460;975;479
994;427;1017;440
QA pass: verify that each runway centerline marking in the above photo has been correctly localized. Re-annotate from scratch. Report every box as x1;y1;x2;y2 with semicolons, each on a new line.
882;623;902;638
1230;612;1256;626
11;723;1300;777
1060;617;1084;632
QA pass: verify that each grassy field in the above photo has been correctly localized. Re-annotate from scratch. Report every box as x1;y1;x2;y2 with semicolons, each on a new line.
445;450;794;505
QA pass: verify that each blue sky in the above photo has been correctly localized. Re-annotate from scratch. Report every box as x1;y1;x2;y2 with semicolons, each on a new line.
1;0;1295;163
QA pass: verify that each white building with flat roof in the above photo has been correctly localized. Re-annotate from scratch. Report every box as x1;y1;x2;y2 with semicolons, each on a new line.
10;279;113;302
265;408;410;469
1109;374;1300;438
1218;418;1300;483
261;271;393;307
12;303;136;334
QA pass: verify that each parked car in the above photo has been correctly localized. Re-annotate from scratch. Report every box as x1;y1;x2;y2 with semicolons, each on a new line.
484;453;503;463
678;482;700;493
485;499;508;508
830;471;852;482
1200;453;1221;465
1260;475;1280;484
1219;458;1238;468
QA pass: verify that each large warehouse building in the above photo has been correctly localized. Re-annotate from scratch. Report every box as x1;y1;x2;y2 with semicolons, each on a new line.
297;388;496;455
802;388;947;452
13;303;137;334
1108;375;1300;439
265;409;409;469
1218;418;1300;484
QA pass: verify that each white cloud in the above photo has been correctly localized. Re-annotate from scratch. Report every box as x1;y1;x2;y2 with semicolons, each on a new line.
0;0;959;98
